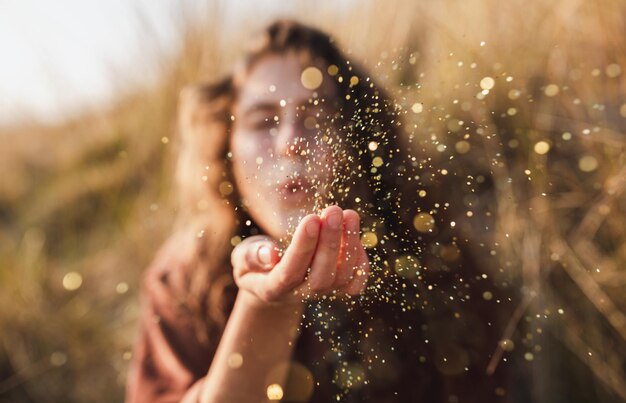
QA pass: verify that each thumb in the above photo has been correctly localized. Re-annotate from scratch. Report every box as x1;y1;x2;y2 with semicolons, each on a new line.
231;235;281;275
256;242;281;270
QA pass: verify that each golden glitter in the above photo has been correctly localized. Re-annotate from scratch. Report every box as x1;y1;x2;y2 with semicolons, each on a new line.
230;236;242;246
434;344;469;376
500;339;515;351
368;141;378;151
116;282;129;294
524;352;534;361
301;66;323;90
507;107;517;116
266;362;314;401
606;63;622;78
413;213;435;233
266;384;284;400
227;352;243;369
161;136;169;144
544;84;559;97
304;116;317;129
508;89;521;100
372;156;384;167
50;352;67;367
394;255;420;279
480;76;495;90
418;189;427;197
482;291;493;300
349;76;360;87
62;272;82;291
455;140;470;154
327;64;339;76
411;103;424;114
578;155;598;172
219;181;234;196
361;231;378;248
533;141;550;155
255;156;263;165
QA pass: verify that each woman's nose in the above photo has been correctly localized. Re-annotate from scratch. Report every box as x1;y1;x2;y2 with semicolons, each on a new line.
275;119;307;158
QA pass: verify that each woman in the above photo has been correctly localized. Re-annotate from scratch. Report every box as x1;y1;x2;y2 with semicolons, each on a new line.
126;20;511;402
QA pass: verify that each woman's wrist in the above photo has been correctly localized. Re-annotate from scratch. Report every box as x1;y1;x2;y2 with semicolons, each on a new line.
237;288;305;313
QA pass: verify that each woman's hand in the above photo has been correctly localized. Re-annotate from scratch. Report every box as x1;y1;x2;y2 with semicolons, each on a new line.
231;206;370;305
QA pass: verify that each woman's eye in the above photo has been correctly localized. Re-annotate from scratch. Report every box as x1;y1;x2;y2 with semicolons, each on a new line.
250;117;278;130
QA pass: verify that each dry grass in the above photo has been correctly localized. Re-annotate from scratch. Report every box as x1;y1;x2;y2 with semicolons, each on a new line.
0;0;625;401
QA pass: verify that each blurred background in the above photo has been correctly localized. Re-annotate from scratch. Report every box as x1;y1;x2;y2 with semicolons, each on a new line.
1;0;625;401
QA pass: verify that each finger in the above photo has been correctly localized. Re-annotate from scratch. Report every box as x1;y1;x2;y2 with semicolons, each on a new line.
341;245;370;296
333;209;361;288
231;235;280;278
300;205;343;295
266;214;321;298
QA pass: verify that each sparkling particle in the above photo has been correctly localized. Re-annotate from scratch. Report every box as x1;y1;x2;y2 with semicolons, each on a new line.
544;84;559;97
500;339;515;352
50;352;68;367
482;291;493;301
508;89;521;100
63;272;83;291
413;213;435;233
230;236;242;246
228;352;243;368
267;384;284;400
279;99;287;107
161;136;169;144
361;232;378;248
524;352;534;361
301;66;323;90
562;132;572;140
394;255;420;279
368;141;379;151
116;282;129;294
411;103;424;114
455;141;471;154
327;65;339;76
533;141;550;155
372;156;384;167
349;76;360;87
219;181;234;196
578;155;598;172
256;156;264;165
480;77;495;90
606;63;622;78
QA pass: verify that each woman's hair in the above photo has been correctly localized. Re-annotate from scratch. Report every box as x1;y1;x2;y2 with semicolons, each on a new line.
173;19;441;343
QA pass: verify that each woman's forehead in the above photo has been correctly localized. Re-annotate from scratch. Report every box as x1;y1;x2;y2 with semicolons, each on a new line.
236;53;337;114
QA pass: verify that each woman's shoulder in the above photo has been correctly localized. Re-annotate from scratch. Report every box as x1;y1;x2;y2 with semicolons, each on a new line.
141;232;197;301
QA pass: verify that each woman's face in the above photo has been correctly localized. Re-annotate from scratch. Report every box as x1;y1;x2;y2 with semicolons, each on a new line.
230;53;340;240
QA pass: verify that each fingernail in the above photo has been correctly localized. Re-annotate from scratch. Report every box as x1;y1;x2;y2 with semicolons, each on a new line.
346;217;358;233
258;246;272;268
305;221;319;237
327;211;342;229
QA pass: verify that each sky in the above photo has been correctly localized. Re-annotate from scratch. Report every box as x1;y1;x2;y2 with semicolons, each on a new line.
0;0;328;126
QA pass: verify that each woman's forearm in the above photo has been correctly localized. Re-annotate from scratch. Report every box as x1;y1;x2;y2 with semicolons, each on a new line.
198;290;305;402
